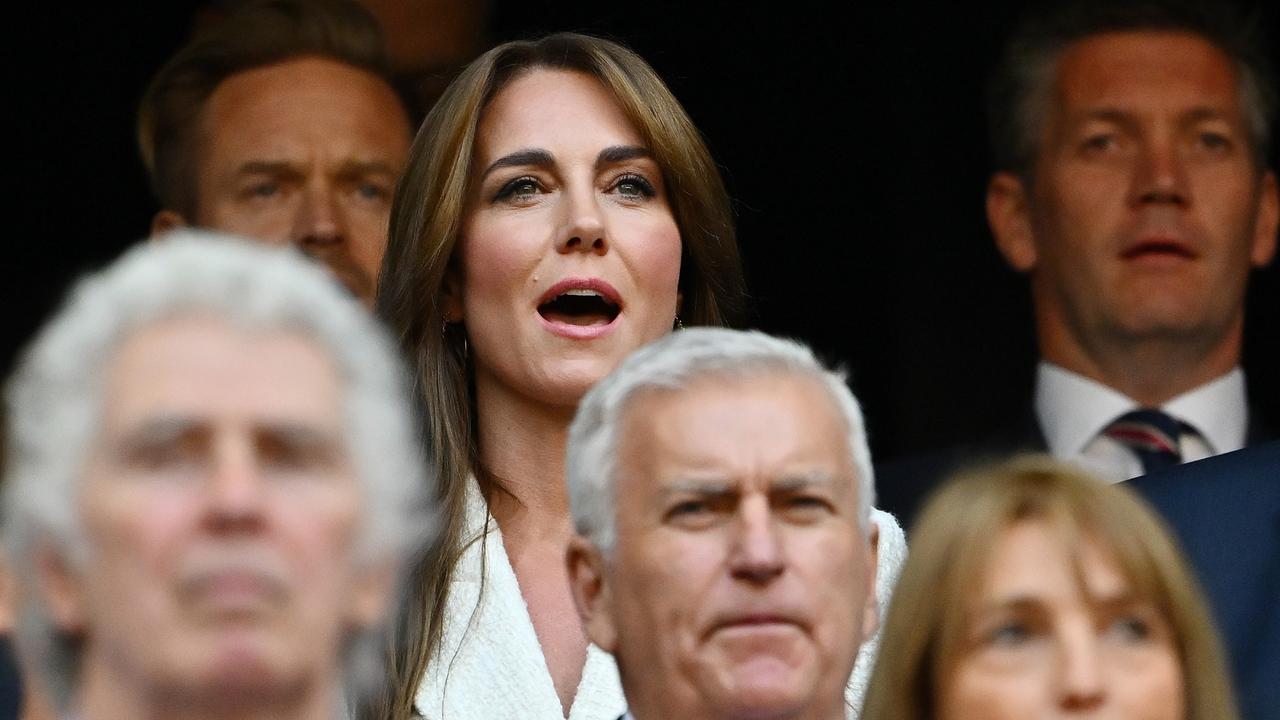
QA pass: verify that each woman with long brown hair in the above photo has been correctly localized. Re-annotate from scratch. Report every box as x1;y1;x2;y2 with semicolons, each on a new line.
373;33;748;719
861;457;1236;720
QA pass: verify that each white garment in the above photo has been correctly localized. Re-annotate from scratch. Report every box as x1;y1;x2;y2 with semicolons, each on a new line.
1034;362;1247;482
416;480;907;720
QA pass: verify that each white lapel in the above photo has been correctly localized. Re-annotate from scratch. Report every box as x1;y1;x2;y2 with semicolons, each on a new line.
415;479;626;720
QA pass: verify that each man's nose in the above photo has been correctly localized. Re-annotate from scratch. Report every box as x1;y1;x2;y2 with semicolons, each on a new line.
204;438;266;533
1056;629;1106;711
556;185;608;256
293;182;345;249
1129;139;1190;208
728;497;785;584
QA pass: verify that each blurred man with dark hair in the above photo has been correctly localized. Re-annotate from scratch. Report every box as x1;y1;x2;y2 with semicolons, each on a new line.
138;0;413;307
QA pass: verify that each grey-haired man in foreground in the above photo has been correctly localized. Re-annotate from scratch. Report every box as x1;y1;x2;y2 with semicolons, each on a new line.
2;233;431;720
565;328;906;720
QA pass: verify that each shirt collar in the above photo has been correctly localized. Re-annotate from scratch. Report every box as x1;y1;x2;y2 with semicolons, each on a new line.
1164;367;1248;454
1034;363;1247;456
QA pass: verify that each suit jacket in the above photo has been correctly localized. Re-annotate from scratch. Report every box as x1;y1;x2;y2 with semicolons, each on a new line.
876;400;1276;532
1129;443;1280;720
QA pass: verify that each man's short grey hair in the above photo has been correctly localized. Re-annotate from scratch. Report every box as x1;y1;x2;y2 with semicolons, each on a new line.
2;231;434;711
566;328;875;555
988;0;1277;178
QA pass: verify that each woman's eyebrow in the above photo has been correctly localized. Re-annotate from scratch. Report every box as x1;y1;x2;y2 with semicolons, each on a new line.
596;145;651;169
481;148;554;179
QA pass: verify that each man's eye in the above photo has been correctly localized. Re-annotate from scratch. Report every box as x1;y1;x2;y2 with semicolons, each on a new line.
494;177;541;201
356;182;390;200
249;182;281;198
1197;132;1232;152
126;440;203;474
1081;134;1119;153
669;500;709;517
784;495;831;515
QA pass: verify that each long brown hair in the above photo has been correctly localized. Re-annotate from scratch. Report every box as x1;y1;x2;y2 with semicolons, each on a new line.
860;456;1237;720
372;32;746;719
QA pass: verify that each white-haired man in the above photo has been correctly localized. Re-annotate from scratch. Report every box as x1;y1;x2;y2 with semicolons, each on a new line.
1;232;432;720
565;328;906;720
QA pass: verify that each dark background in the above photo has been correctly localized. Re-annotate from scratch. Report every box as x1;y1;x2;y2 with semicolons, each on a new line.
6;2;1278;463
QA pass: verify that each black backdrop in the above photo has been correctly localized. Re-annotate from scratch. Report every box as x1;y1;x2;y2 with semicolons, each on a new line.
6;2;1278;462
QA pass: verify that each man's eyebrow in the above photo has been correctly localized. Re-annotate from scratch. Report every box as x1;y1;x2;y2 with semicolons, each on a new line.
481;148;554;180
1077;108;1136;126
1181;106;1233;125
118;416;199;446
596;145;651;169
661;478;736;497
770;473;837;493
234;160;304;177
336;159;401;178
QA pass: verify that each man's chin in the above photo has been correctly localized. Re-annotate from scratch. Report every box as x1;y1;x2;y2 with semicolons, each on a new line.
708;656;819;715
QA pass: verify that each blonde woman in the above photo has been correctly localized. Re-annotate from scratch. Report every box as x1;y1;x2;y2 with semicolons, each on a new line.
862;457;1235;720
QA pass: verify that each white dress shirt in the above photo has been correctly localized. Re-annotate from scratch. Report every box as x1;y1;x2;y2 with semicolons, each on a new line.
1034;362;1248;482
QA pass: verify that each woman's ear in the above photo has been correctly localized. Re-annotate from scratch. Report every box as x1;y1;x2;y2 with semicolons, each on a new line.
150;209;189;239
441;265;465;322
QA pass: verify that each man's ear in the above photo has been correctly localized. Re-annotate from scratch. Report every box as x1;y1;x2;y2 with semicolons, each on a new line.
37;545;86;635
861;522;880;642
150;209;189;239
987;172;1039;272
1251;170;1279;268
566;535;617;653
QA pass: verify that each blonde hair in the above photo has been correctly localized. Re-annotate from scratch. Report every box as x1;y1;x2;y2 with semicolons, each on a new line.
371;32;746;719
861;456;1236;720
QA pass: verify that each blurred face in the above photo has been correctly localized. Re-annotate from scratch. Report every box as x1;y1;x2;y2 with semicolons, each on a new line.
938;520;1184;720
182;57;412;306
49;316;386;704
581;374;877;719
991;32;1278;354
451;69;683;407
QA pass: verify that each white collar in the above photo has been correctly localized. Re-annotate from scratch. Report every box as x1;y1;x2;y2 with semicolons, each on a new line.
1035;362;1247;457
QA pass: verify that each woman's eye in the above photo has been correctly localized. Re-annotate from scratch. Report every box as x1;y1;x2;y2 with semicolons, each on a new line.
495;177;541;201
987;621;1034;647
1106;615;1153;642
613;174;655;199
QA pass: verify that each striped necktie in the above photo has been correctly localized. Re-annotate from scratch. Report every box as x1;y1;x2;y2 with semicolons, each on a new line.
1103;408;1186;475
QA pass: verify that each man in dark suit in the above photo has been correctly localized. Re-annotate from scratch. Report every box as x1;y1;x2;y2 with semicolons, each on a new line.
879;0;1279;527
1129;442;1280;720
